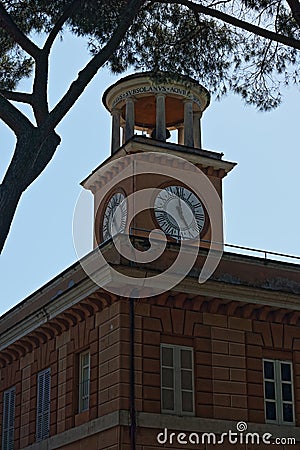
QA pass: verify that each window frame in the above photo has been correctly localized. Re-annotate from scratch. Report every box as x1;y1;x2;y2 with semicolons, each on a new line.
2;386;16;450
36;367;51;442
160;343;195;416
78;351;90;413
263;359;295;426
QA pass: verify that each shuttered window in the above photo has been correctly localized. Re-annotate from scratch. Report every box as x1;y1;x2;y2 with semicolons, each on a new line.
36;368;51;442
2;387;15;450
161;344;194;415
79;352;90;412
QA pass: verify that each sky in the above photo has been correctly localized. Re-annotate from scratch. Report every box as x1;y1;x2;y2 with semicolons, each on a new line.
1;32;300;315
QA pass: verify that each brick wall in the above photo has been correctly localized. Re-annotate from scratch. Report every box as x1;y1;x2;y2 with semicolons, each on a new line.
138;297;300;426
0;294;299;449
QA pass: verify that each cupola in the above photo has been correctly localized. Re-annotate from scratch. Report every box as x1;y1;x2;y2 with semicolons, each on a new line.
102;72;210;153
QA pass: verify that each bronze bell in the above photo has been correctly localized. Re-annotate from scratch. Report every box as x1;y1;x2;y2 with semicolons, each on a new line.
150;128;171;141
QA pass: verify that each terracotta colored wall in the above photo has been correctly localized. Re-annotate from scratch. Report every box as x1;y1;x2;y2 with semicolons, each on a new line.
138;301;300;426
0;296;299;449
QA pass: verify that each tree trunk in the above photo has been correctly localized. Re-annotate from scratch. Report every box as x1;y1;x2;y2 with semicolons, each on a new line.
0;182;22;253
0;129;61;253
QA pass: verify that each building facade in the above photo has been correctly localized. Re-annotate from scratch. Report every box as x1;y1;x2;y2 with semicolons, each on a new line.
1;73;300;450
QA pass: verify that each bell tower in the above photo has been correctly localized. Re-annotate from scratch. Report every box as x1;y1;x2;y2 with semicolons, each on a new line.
81;72;236;250
103;72;210;152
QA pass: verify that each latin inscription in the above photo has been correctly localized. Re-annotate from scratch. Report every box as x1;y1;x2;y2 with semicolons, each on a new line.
112;85;202;108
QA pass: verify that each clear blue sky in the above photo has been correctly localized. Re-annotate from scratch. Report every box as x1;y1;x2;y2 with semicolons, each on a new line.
1;33;300;315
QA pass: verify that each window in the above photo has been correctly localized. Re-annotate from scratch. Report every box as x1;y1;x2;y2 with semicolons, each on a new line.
2;387;15;450
36;368;51;442
263;359;294;425
79;351;90;412
161;344;194;415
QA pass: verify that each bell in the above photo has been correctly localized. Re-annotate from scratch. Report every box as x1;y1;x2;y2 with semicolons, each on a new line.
150;128;171;141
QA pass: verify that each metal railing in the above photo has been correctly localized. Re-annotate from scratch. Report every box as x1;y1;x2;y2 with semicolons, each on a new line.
222;242;300;262
127;227;300;264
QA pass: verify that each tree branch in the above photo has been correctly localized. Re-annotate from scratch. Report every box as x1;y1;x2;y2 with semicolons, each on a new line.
43;0;82;54
44;0;144;131
207;0;231;7
286;0;300;28
32;55;49;125
0;2;41;59
32;0;82;124
0;94;34;134
0;90;33;104
165;0;300;50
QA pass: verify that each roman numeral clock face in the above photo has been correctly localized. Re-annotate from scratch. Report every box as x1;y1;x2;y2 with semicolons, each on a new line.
154;186;205;240
102;192;127;241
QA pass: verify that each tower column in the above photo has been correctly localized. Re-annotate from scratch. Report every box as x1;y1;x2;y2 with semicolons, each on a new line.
111;108;121;153
177;124;184;145
156;94;166;141
125;97;135;141
183;100;194;147
193;112;202;149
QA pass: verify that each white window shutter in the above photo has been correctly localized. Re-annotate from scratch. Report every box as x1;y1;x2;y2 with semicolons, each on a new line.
2;387;15;450
36;371;44;442
36;368;51;442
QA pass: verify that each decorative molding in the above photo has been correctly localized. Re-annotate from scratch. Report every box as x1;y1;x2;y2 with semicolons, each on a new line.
0;276;99;352
82;139;235;192
2;280;300;367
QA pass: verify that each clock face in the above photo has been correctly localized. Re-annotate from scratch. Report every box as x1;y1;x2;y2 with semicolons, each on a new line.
154;185;205;240
102;192;127;241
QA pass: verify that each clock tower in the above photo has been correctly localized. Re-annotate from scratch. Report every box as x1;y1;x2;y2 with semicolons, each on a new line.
81;72;236;284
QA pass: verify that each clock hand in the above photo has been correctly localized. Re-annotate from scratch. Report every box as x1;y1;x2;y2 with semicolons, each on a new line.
176;197;199;238
110;205;121;235
176;198;190;230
